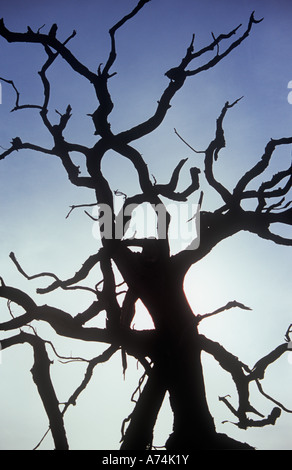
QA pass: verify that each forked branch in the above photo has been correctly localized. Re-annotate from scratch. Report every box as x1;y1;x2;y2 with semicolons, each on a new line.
1;332;69;449
201;326;292;430
9;250;103;295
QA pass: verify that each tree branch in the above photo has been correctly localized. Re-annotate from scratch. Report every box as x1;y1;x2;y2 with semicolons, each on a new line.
255;379;292;414
0;138;94;189
234;137;292;200
0;19;96;83
1;332;69;449
196;300;252;323
174;128;205;154
0;77;42;112
120;363;167;450
186;12;263;77
154;158;201;202
248;343;288;381
117;13;262;144
204;99;242;204
103;0;151;77
61;345;118;416
200;334;251;426
200;330;291;430
9;250;103;295
0;284;156;358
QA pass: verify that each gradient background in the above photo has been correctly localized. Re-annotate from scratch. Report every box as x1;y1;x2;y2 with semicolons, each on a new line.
0;0;292;450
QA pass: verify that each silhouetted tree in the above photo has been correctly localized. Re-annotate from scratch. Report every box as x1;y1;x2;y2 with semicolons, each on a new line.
0;1;292;451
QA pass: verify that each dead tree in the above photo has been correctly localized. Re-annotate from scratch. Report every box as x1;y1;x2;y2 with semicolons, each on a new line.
0;1;292;450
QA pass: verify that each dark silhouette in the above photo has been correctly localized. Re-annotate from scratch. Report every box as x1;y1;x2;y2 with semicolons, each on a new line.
0;2;291;451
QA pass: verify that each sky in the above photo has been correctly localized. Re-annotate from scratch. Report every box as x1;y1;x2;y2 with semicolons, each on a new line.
0;0;292;450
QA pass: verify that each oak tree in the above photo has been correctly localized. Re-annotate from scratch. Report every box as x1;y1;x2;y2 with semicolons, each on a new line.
0;1;291;450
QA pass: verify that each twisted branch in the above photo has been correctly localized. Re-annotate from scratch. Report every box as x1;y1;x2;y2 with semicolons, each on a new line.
1;332;69;449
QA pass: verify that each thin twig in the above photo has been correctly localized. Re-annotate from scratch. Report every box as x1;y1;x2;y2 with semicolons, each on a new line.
65;203;97;219
255;379;292;414
174;128;205;154
0;76;42;112
197;300;252;323
33;427;51;450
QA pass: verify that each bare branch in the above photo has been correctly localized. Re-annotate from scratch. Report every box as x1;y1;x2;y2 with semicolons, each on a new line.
174;128;205;154
117;13;261;144
284;324;292;343
66;203;97;219
234;137;292;199
100;254;122;329
0;284;37;313
200;334;251;424
0;19;96;83
120;363;167;450
0;138;94;189
237;407;282;429
204;99;242;204
186;12;263;77
255;379;292;414
0;143;16;161
103;0;151;77
38;38;73;130
251;227;292;247
9;251;99;295
154;158;201;202
0;285;156;360
0;77;42;112
197;300;252;323
61;345;118;415
120;288;138;329
111;141;153;194
248;343;288;381
86;1;151;136
201;334;285;430
1;332;69;449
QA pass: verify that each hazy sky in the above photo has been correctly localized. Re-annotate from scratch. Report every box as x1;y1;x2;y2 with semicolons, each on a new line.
0;0;292;450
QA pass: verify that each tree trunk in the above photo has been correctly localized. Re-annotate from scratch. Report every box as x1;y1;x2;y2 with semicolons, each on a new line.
116;249;253;449
120;364;167;450
138;266;218;449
